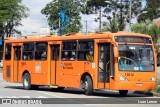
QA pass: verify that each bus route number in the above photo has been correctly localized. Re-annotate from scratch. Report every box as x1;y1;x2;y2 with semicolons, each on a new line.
125;73;134;76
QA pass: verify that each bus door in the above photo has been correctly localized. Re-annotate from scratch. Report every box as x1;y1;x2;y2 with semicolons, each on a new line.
97;43;110;89
13;46;21;82
50;45;60;85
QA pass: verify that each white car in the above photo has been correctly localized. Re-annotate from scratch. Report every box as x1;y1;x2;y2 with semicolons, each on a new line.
0;60;3;68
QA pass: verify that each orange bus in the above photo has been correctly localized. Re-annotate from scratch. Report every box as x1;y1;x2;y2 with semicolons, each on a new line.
3;32;157;96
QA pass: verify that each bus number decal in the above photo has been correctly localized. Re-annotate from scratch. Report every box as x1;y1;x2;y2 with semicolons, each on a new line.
125;73;134;76
21;62;26;66
35;62;41;72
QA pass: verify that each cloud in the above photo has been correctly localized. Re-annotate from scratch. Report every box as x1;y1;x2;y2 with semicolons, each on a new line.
17;0;102;34
17;0;52;34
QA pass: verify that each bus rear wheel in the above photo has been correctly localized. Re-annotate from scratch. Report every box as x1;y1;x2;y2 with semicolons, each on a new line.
84;75;93;95
119;90;128;96
22;73;38;90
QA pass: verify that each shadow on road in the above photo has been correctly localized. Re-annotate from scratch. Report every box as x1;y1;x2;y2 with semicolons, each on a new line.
4;85;152;97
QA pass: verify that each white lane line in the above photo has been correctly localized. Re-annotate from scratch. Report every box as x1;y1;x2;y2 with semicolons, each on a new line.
37;91;63;98
36;91;87;104
85;104;109;106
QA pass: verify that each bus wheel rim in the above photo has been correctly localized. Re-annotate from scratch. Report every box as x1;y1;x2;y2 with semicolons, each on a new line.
24;77;29;87
84;81;88;90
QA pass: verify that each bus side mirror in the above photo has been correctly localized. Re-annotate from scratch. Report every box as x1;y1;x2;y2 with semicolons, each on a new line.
114;47;119;58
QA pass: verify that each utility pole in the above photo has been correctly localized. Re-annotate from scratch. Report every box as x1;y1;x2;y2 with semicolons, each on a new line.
99;6;102;32
85;21;88;34
129;0;132;32
120;0;123;31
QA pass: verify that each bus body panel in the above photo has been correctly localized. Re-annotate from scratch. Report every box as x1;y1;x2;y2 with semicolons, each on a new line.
3;61;12;82
57;61;96;88
20;61;48;85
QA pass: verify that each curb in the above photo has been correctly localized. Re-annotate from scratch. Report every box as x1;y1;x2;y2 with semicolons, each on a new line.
134;91;160;97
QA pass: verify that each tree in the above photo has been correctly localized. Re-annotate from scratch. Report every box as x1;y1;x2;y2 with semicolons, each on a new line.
82;0;109;31
103;0;142;31
138;0;160;22
102;14;118;33
131;21;160;45
83;0;142;31
41;0;83;35
0;0;29;38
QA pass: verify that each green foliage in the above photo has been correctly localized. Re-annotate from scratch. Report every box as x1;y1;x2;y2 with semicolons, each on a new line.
83;0;142;31
0;0;29;37
41;0;83;35
131;21;160;48
102;15;118;33
138;0;160;22
103;0;142;31
82;0;109;14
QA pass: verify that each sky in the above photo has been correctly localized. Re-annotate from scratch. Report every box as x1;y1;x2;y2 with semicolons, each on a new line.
17;0;98;35
17;0;146;35
17;0;52;35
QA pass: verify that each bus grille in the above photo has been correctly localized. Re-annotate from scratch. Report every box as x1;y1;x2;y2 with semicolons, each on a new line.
6;65;11;77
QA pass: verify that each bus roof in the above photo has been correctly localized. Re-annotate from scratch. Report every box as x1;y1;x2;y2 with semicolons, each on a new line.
4;32;152;43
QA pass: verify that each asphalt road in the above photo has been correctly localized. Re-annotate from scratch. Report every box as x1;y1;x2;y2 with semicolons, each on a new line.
0;73;160;107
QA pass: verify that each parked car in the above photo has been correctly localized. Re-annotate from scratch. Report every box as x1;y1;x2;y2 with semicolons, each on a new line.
0;60;3;68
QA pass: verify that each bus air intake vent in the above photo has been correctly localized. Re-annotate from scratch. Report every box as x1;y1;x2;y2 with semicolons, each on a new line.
6;65;11;77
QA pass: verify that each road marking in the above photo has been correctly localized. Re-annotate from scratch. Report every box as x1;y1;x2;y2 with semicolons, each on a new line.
36;91;87;104
37;91;63;98
85;104;109;106
0;96;46;98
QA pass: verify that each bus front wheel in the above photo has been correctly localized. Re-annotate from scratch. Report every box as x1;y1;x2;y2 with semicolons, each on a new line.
23;73;32;90
84;75;93;95
119;90;128;96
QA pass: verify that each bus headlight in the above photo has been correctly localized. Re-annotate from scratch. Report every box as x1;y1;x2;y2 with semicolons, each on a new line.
150;77;155;81
119;74;128;81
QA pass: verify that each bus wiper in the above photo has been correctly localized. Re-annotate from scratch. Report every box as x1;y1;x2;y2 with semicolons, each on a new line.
142;40;147;61
125;43;138;66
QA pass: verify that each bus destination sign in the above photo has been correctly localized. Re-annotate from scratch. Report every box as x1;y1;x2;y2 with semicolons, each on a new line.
115;36;152;44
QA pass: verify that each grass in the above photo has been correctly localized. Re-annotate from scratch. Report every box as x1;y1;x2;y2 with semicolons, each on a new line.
155;78;160;93
149;78;160;93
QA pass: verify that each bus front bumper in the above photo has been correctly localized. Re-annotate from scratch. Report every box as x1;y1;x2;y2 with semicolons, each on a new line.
111;81;156;91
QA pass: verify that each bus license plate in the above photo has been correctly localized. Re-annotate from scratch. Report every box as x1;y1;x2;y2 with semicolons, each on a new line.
136;83;143;86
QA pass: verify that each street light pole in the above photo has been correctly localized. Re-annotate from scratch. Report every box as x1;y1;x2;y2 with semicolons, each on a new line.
129;0;132;32
85;21;88;34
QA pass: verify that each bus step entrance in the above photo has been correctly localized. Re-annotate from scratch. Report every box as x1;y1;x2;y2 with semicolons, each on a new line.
49;85;58;88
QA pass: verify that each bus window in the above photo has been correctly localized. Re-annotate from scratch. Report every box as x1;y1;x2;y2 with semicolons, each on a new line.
35;42;48;60
78;40;94;61
118;44;154;71
51;45;60;60
62;41;77;60
23;43;34;60
14;46;21;60
5;44;11;60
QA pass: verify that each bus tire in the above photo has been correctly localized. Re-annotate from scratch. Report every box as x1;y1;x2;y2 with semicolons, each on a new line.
23;73;32;90
119;90;128;96
84;75;93;95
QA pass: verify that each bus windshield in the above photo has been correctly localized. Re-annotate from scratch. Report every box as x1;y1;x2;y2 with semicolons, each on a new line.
118;44;154;71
